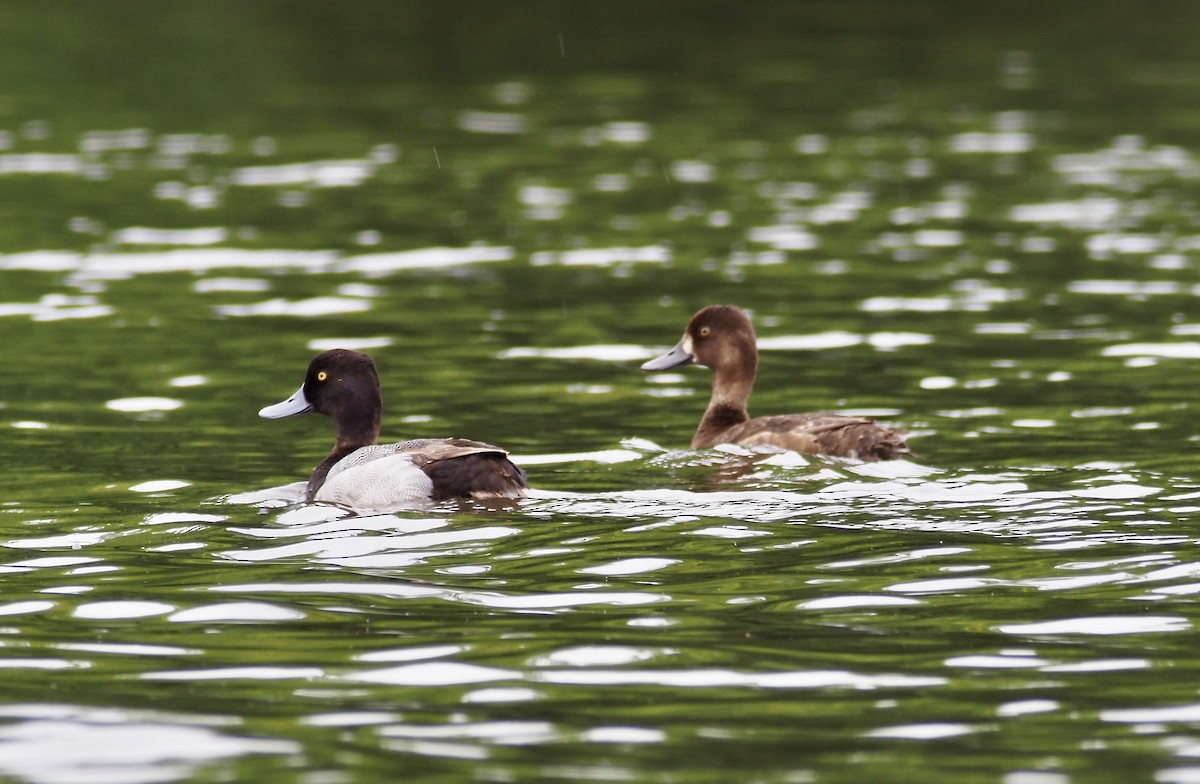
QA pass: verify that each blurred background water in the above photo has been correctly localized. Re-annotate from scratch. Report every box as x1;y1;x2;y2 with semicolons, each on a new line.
4;1;1200;782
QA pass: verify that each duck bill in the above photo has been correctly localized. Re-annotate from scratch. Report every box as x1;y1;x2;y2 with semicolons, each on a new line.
641;339;695;372
259;385;312;419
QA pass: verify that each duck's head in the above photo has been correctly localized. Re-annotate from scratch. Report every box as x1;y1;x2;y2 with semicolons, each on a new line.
641;305;758;373
260;349;382;435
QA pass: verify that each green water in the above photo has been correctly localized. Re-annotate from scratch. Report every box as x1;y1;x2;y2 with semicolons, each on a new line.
4;2;1200;782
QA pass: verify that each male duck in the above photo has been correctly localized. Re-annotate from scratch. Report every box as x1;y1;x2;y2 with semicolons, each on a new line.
641;305;909;460
260;349;528;507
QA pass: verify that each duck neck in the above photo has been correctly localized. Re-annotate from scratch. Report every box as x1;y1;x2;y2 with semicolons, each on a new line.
306;449;351;501
334;410;381;453
692;363;753;448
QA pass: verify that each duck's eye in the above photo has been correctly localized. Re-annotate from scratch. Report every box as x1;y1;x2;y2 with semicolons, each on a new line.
699;326;711;338
316;370;328;382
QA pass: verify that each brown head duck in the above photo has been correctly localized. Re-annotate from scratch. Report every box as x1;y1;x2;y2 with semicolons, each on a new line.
260;349;528;508
641;305;909;460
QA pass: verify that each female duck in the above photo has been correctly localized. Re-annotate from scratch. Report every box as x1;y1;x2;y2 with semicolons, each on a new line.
641;305;909;460
260;349;528;508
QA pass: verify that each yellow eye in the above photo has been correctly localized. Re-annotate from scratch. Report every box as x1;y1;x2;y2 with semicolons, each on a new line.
699;326;711;337
316;370;328;382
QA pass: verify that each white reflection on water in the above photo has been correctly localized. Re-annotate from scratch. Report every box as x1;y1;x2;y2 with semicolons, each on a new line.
348;661;516;686
230;513;442;539
824;547;972;569
456;591;666;610
341;657;945;692
598;121;651;144
0;710;295;784
0;660;81;671
997;699;1059;717
129;480;190;493
144;666;324;681
80;249;335;277
518;185;571;220
458;111;527;135
888;577;1000;594
231;159;375;187
302;711;399;727
167;375;208;387
57;642;199;657
757;331;933;351
381;719;559;745
357;645;465;663
531;474;1060;529
1088;234;1170;259
531;646;664;667
167;602;304;623
1010;198;1120;228
307;336;393;351
0;294;113;321
106;398;183;413
799;595;921;610
746;224;818;250
593;173;630;192
1102;703;1200;724
583;727;665;744
498;345;658;362
191;277;270;293
536;668;944;690
462;687;542;704
0;601;56;616
10;421;49;430
80;128;150;153
949;131;1034;153
73;601;174;620
110;227;226;246
530;245;669;266
500;332;933;363
946;654;1050;669
9;556;98;569
861;283;1023;313
1041;659;1149;673
5;533;110;549
577;557;678;576
222;524;520;567
337;245;514;274
0;246;521;286
0;154;84;174
1103;342;1200;359
865;722;979;740
1070;280;1180;296
999;616;1190;636
210;582;447;601
1053;136;1200;186
214;295;372;318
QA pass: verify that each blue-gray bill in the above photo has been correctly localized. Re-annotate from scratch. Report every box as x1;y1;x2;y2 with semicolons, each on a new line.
641;340;695;372
259;385;313;419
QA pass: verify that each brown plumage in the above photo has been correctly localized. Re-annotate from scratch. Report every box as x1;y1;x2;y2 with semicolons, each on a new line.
641;305;909;460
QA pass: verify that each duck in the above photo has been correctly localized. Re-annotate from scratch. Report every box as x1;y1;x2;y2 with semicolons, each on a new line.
641;305;909;460
259;349;528;508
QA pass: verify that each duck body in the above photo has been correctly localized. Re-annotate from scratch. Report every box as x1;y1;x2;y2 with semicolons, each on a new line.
260;349;527;509
641;305;909;461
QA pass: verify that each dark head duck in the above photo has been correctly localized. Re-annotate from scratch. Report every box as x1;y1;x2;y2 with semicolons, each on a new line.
260;349;528;508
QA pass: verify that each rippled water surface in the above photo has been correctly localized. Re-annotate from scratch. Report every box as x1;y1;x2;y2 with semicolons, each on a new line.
6;3;1200;782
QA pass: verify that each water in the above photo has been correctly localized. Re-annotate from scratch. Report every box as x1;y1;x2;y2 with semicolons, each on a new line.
4;2;1200;781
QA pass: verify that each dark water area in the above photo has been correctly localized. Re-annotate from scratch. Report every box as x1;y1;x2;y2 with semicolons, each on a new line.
3;2;1200;782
